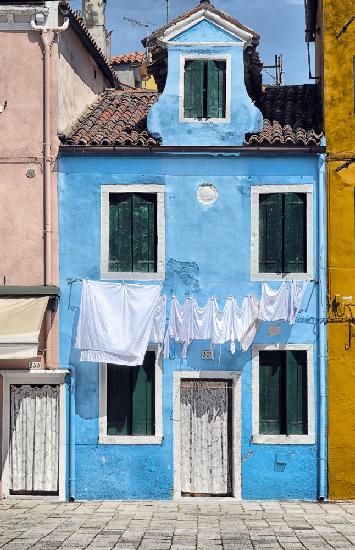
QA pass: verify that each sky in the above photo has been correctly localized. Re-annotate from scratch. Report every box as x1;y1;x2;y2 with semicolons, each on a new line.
71;0;314;85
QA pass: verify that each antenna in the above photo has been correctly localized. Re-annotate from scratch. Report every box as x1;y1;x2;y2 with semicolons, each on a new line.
152;0;171;25
262;54;284;86
123;16;150;30
123;16;151;58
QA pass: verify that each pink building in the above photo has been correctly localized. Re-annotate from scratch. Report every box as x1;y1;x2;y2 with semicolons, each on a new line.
0;0;116;499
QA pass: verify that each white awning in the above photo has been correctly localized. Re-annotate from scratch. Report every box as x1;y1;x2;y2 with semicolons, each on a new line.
0;297;48;359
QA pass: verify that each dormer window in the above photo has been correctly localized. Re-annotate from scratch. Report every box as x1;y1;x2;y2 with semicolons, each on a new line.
182;57;229;121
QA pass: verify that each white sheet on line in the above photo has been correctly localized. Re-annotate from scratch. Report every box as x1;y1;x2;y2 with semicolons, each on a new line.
165;294;260;357
76;280;309;364
259;282;289;322
75;280;165;366
165;282;309;357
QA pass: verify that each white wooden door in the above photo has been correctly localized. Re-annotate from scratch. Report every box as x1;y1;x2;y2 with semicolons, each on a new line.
9;384;60;494
180;379;232;495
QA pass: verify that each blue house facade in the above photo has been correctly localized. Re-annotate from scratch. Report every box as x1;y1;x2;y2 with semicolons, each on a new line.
58;1;326;500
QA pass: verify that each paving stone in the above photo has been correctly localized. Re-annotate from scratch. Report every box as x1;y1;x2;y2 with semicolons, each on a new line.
2;499;355;549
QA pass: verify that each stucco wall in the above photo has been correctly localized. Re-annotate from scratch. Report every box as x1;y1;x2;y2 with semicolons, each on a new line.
57;26;111;135
59;153;321;500
148;20;262;146
113;65;136;88
328;163;355;498
0;31;59;287
322;0;355;499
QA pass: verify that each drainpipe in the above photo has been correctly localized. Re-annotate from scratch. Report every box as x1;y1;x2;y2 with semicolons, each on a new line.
31;15;69;369
318;153;327;501
69;365;76;501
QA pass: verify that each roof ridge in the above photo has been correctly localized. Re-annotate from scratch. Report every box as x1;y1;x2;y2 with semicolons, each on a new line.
144;0;259;45
60;1;119;88
111;51;145;64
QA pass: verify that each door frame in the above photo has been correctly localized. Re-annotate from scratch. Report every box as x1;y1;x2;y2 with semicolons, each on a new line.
173;370;241;499
1;369;69;500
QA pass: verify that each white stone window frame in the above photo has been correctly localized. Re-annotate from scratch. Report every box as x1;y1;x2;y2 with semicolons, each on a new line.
179;53;232;124
173;370;241;499
251;344;315;445
99;345;163;445
101;184;165;281
250;184;314;281
1;369;68;500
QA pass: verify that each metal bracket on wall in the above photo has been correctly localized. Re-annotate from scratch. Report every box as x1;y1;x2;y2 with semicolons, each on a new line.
344;319;355;350
336;16;355;39
328;300;355;350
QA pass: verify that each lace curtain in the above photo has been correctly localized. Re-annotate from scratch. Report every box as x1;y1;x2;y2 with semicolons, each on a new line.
10;384;59;493
180;380;231;495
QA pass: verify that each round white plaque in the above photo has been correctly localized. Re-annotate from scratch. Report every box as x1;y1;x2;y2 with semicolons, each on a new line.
197;184;218;206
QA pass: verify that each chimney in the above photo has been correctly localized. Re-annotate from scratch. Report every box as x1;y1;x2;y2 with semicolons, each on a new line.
82;0;109;58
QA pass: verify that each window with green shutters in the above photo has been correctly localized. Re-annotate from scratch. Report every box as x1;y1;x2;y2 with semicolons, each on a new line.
259;192;307;274
184;59;226;119
259;350;308;436
107;351;155;436
109;192;157;273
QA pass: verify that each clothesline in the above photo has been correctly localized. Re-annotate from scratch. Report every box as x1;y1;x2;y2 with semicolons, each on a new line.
164;280;308;358
68;277;315;301
75;280;309;365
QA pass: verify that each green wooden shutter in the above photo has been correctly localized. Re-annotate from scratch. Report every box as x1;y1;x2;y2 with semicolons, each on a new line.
109;193;157;274
283;193;307;273
132;351;155;436
107;352;155;436
132;194;157;273
259;194;283;273
259;351;285;434
207;60;226;118
286;351;308;435
109;194;133;272
184;59;204;118
107;364;132;435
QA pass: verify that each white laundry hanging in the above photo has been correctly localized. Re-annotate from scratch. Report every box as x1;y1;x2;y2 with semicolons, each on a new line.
259;283;289;322
165;294;260;358
75;280;309;365
258;281;309;325
240;294;261;351
75;280;165;366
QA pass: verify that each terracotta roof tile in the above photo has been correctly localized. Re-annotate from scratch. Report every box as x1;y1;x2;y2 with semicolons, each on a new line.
245;84;323;146
61;84;323;148
61;90;160;147
111;52;145;65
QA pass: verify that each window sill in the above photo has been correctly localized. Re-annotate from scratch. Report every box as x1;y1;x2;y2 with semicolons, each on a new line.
180;116;230;124
101;271;164;281
251;272;313;282
252;434;315;445
98;435;164;445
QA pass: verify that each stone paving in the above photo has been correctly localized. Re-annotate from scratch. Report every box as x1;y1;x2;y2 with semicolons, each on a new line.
1;499;355;550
